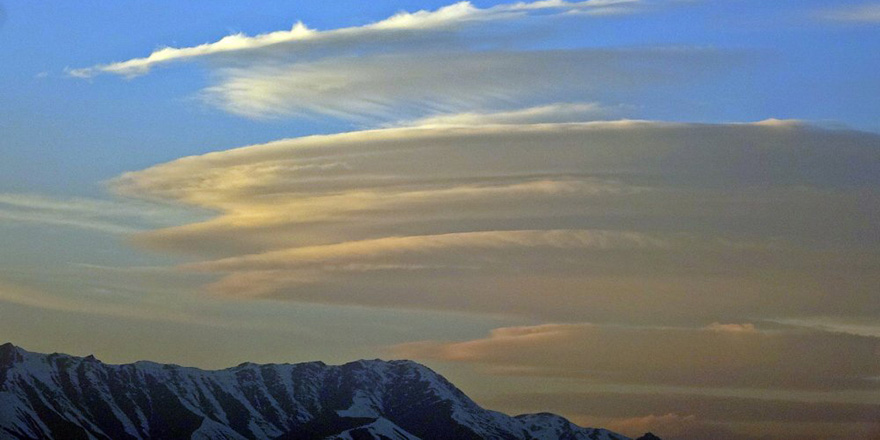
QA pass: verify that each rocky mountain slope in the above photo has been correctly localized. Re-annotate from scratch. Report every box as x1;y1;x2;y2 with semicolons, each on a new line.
0;343;634;440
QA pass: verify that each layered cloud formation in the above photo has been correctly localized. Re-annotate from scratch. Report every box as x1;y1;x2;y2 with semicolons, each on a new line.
108;114;880;440
53;1;880;438
68;0;726;122
112;120;880;325
103;117;880;440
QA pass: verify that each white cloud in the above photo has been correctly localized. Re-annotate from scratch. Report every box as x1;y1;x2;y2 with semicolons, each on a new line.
66;0;725;124
67;21;316;78
68;0;648;78
389;103;616;127
203;47;728;120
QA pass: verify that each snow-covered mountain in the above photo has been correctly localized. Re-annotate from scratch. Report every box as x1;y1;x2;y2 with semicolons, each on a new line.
0;343;633;440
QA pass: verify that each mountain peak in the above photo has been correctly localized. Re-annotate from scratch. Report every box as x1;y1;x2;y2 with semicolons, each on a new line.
0;344;631;440
0;342;23;366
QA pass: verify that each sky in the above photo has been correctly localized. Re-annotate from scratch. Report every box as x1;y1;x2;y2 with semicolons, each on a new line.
1;1;879;439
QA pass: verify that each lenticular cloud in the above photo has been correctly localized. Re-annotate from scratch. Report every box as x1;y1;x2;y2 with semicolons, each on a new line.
112;120;880;322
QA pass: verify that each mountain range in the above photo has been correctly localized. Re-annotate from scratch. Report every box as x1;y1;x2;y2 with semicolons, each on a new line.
0;343;655;440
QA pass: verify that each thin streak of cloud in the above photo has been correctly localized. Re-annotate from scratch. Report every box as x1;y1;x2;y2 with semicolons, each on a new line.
390;103;617;127
391;322;880;390
184;229;671;272
705;322;758;333
0;281;225;327
0;210;137;234
490;393;880;440
67;0;647;78
771;317;880;338
816;3;880;23
69;263;184;274
490;392;880;424
0;193;207;234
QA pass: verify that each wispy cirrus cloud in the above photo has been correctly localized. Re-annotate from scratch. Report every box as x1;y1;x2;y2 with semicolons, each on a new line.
201;47;728;120
66;0;720;123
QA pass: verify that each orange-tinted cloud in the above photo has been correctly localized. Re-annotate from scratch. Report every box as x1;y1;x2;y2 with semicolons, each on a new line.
110;121;880;325
392;323;880;390
483;391;880;440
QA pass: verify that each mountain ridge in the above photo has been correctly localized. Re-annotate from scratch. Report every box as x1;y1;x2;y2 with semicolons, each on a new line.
0;342;638;440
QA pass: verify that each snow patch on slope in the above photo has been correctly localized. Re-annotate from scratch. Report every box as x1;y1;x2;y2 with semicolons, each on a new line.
327;417;421;440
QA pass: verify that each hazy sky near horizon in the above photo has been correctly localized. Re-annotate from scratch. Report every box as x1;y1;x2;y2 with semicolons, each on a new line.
1;1;880;439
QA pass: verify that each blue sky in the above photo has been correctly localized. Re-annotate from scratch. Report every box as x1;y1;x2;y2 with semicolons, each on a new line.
2;0;879;196
2;1;880;439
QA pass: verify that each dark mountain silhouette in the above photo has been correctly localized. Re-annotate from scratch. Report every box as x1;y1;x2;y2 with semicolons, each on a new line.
0;343;649;440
